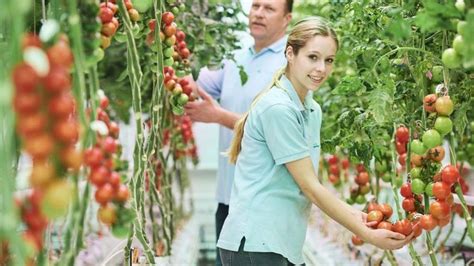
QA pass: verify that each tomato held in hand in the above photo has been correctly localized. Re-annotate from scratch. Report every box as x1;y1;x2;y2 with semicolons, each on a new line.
351;235;364;246
377;221;393;231
367;210;384;225
392;219;413;236
379;203;393;219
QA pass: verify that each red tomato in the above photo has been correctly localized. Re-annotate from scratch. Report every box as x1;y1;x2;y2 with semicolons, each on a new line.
395;141;407;155
101;22;117;37
48;93;75;118
392;219;412;236
400;183;412;198
351;235;364;246
180;48;190;59
423;94;437;113
438;216;450;227
95;184;114;205
420;214;438;231
402;198;416;212
163;23;177;37
100;2;118;14
367;210;384;224
109;121;120;138
412;222;422;238
432;182;451;200
12;62;40;93
84;147;104;168
398;153;407;166
396;126;410;143
341;158;350;169
430;201;450;220
115;184;130;202
99;96;109;109
100;7;114;23
16;112;47;137
46;41;73;68
24;134;54;159
176;30;186;41
441;165;460;185
355;172;370;186
98;205;116;225
428;146;445;162
161;12;174;25
327;155;339;165
367;202;380;213
22;33;42;49
328;174;339;184
329;164;340;175
101;136;117;154
22;208;48;231
377;221;393;231
379;203;393;219
53;119;79;144
89;166;109;187
13;92;42;114
97;108;110;124
43;66;71;94
109;171;121;188
148;19;157;31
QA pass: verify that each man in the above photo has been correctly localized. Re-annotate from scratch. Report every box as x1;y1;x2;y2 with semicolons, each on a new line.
184;0;293;264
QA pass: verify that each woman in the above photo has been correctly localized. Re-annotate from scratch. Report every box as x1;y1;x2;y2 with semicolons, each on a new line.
217;17;413;265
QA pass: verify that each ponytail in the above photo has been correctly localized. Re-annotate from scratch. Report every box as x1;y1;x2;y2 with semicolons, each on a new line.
227;68;286;164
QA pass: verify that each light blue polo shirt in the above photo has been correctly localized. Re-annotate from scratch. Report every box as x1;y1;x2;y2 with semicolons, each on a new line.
217;74;322;264
197;36;288;205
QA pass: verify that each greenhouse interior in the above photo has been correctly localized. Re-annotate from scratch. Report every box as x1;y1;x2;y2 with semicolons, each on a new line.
1;0;474;265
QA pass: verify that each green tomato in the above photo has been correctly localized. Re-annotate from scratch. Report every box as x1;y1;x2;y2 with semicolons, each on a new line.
163;47;174;57
411;139;427;155
411;178;426;195
346;198;354;205
425;182;434;197
467;143;474;155
381;173;392;182
457;20;467;35
434;116;453;136
394;176;403;188
355;195;366;204
111;223;131;239
176;70;186;77
171;6;180;15
133;0;153;12
442;48;462;69
163;57;174;67
410;167;422;179
179;3;186;11
422;129;442;149
455;0;465;13
453;35;466;55
457;151;466;161
177;93;189;105
431;66;443;83
375;161;387;173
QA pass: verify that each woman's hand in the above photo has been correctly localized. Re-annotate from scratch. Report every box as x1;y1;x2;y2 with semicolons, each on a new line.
358;211;378;228
365;229;414;250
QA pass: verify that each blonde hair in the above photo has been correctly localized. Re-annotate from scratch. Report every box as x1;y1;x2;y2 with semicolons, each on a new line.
228;17;338;164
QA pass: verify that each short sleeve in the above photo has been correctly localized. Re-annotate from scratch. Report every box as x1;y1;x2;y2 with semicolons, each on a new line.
259;104;310;165
196;66;225;99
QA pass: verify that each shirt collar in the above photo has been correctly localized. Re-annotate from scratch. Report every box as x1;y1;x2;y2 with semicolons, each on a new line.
249;35;288;55
278;74;314;112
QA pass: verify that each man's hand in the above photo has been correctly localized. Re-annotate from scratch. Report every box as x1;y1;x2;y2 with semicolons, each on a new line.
184;87;222;124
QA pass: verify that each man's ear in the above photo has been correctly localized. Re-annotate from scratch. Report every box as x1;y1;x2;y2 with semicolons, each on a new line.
284;13;292;28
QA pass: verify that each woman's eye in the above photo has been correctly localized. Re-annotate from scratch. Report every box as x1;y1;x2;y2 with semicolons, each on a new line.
309;55;318;60
326;58;334;64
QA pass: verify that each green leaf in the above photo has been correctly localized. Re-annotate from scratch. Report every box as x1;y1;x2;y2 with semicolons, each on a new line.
238;64;248;85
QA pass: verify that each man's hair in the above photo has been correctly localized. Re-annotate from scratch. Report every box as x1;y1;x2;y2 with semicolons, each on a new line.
286;0;294;13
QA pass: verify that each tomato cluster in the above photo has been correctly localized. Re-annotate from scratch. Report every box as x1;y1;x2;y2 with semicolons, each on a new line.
83;95;132;237
79;1;103;66
395;125;409;168
169;115;198;163
99;0;140;49
326;154;350;186
441;2;470;69
346;164;371;205
13;34;79;222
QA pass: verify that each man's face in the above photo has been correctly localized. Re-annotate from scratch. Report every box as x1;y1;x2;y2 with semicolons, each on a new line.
249;0;290;42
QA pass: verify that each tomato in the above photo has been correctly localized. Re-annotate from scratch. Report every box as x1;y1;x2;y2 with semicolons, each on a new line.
422;129;441;149
398;153;407;166
101;22;117;37
411;179;425;195
457;20;467;35
46;41;73;68
432;182;451;200
355;172;370;186
16;112;47;137
328;174;339;184
441;165;459;185
400;183;412;198
435;96;454;116
351;235;364;246
98;205;117;225
48;93;75;118
111;222;131;239
22;207;48;231
128;9;140;22
453;34;466;55
165;35;176;46
328;165;339;176
101;136;117;154
53;119;79;144
177;93;189;105
95;183;114;205
100;35;111;49
411;139;427;155
161;12;174;25
396;126;409;143
395;141;407;155
22;33;42;49
12;62;40;93
60;146;83;171
410;154;424;167
420;214;437;231
379;203;393;219
355;195;366;204
428;146;445;162
431;67;443;83
84;147;104;168
402;198;416;212
108;121;120;138
43;66;71;94
13;92;42;114
392;219;412;236
100;7;114;23
367;210;384;224
176;30;186;42
23;231;42;253
425;182;434;196
327;154;339;165
180;48;190;59
410;167;422;179
359;184;370;195
100;2;118;14
377;221;393;231
438;216;450;227
24;134;54;159
423;94;437;113
381;173;392;182
89;166;109;187
41;179;73;219
356;163;365;173
109;172;121;188
367;202;380;213
115;184;130;202
30;161;55;188
430;201;450;220
442;48;461;69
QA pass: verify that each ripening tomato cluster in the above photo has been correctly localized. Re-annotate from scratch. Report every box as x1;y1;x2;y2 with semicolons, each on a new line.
83;96;131;233
395;125;409;168
99;0;140;49
170;115;198;163
326;154;350;186
12;34;79;222
347;164;371;205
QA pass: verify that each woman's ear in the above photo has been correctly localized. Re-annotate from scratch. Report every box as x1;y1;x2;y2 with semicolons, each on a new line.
286;46;294;63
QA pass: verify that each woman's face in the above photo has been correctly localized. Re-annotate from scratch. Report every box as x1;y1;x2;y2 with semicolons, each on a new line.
287;35;337;92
